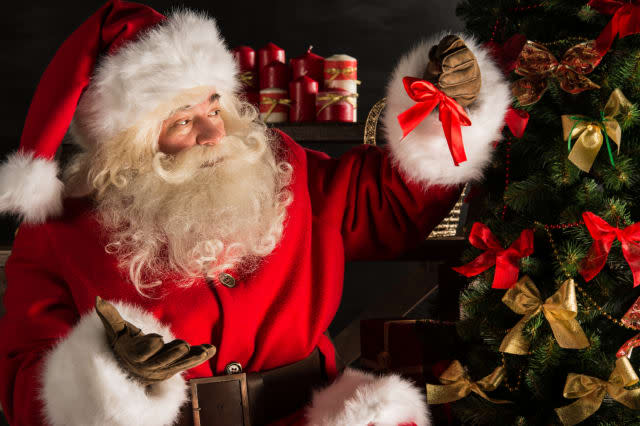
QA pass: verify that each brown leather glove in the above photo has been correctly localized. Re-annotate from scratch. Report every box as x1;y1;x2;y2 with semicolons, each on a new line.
95;296;216;386
422;34;481;107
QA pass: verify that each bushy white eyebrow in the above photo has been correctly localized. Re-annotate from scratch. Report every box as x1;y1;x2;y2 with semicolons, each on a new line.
169;93;221;117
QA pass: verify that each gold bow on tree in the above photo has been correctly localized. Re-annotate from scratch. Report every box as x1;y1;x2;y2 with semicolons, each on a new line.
561;88;633;172
512;40;602;106
426;360;512;404
499;276;590;355
555;357;640;425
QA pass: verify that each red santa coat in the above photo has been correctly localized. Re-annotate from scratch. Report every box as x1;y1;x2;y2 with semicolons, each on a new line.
0;33;511;426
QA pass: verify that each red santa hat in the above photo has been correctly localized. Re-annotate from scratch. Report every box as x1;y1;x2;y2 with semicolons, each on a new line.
0;0;238;223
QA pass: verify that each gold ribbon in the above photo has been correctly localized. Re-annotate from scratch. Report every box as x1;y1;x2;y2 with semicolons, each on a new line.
561;89;632;172
239;71;256;88
261;97;292;122
499;277;589;355
555;357;640;425
325;67;362;84
426;360;512;404
316;92;359;116
512;40;601;106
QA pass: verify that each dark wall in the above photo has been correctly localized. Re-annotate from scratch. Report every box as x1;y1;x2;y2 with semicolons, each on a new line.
0;1;463;245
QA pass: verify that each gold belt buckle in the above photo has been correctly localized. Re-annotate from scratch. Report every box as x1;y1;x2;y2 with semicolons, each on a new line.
189;372;252;426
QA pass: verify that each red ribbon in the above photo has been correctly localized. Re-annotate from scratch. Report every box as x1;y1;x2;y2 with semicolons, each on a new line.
580;211;640;286
484;34;527;74
617;332;640;357
588;0;640;56
452;223;534;289
397;77;471;166
504;107;529;138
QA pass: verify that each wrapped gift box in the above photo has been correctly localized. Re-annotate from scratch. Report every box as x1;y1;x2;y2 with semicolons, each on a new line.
359;318;463;386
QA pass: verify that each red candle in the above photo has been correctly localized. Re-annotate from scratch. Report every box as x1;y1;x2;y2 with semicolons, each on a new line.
258;42;285;73
260;88;290;123
316;89;355;122
290;46;325;90
289;75;318;122
260;61;290;90
232;46;256;70
232;46;257;90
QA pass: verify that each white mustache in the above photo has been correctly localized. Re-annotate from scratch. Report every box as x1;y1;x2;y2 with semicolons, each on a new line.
152;135;250;184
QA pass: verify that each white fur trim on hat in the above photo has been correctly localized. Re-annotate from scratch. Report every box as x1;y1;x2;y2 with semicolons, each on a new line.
306;368;430;426
72;9;238;148
0;152;63;224
382;31;511;186
41;301;188;426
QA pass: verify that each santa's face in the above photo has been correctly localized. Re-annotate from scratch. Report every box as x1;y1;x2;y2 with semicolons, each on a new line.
158;92;226;154
82;92;293;295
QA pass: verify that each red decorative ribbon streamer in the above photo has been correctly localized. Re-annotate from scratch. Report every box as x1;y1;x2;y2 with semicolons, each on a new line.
453;223;534;289
588;0;640;56
504;106;529;138
397;77;471;166
580;211;640;286
484;34;527;74
617;332;640;357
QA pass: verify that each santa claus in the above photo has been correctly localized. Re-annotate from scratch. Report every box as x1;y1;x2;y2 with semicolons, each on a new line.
0;1;510;425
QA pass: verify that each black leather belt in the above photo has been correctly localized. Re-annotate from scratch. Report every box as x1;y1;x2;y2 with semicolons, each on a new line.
177;349;326;426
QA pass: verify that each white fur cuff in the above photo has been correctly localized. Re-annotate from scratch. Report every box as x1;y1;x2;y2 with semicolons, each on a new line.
0;151;63;223
382;31;511;186
306;368;430;426
41;301;187;426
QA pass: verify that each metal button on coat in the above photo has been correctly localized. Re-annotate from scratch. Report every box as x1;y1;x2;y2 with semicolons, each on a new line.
218;272;236;288
225;362;243;375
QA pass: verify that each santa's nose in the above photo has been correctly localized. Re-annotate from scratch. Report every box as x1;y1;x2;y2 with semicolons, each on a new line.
195;119;225;146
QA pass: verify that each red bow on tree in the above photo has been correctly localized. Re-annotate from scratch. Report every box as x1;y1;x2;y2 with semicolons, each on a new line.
588;0;640;56
397;77;471;166
580;211;640;286
453;223;534;289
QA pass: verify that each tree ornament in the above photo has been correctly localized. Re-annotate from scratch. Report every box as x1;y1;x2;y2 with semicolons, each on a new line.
426;360;512;404
499;276;590;355
484;33;527;74
622;295;640;329
512;40;602;106
453;223;534;289
579;211;640;287
555;357;640;425
617;332;640;357
588;0;640;55
561;88;632;172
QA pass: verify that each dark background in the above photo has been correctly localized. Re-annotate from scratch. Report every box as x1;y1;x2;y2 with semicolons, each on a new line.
0;1;464;339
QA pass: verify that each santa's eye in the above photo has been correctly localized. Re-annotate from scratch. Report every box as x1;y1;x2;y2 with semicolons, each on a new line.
208;109;221;117
175;119;190;126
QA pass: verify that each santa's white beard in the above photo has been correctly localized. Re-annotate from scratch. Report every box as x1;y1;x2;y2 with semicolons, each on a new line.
97;132;292;294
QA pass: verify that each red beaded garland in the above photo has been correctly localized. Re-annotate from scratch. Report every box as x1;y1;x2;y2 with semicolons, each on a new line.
543;221;585;230
501;138;512;220
490;3;544;42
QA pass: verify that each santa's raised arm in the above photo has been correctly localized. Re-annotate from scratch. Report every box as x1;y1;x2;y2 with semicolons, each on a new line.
0;1;509;425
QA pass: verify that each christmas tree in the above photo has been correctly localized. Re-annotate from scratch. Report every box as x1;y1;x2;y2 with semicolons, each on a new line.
428;1;640;424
